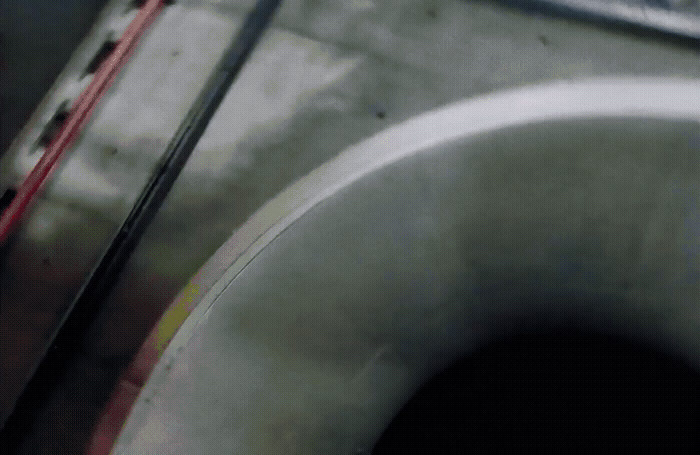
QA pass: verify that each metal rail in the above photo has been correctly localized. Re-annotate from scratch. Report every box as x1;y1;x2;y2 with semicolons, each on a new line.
498;0;700;43
0;0;166;246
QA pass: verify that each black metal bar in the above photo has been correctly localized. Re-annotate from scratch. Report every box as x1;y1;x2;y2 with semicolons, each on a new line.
0;0;283;450
491;0;700;47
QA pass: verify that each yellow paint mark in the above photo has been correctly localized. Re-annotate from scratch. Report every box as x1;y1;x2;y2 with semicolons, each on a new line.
154;283;200;354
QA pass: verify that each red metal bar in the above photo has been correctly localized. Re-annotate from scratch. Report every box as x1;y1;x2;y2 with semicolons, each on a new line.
0;0;166;246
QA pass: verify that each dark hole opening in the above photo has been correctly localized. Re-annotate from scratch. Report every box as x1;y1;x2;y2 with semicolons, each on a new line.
0;188;16;211
35;102;71;150
83;40;117;76
128;0;175;9
373;330;700;453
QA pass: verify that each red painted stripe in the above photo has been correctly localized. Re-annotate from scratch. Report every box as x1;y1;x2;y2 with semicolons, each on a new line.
0;0;165;246
85;277;207;455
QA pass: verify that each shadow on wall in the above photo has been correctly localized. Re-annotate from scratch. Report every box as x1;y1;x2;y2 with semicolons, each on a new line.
0;0;111;156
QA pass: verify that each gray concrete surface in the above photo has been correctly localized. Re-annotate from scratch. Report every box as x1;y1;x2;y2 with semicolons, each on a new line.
85;0;700;364
2;0;700;452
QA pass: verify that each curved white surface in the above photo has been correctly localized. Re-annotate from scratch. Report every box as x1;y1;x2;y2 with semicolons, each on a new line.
114;77;700;453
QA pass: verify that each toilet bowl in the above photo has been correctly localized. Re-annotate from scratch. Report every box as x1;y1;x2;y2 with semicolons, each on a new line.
111;78;700;453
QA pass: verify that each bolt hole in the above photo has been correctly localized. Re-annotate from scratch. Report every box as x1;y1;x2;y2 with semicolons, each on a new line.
34;101;71;152
128;0;175;9
0;187;17;211
83;39;118;77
